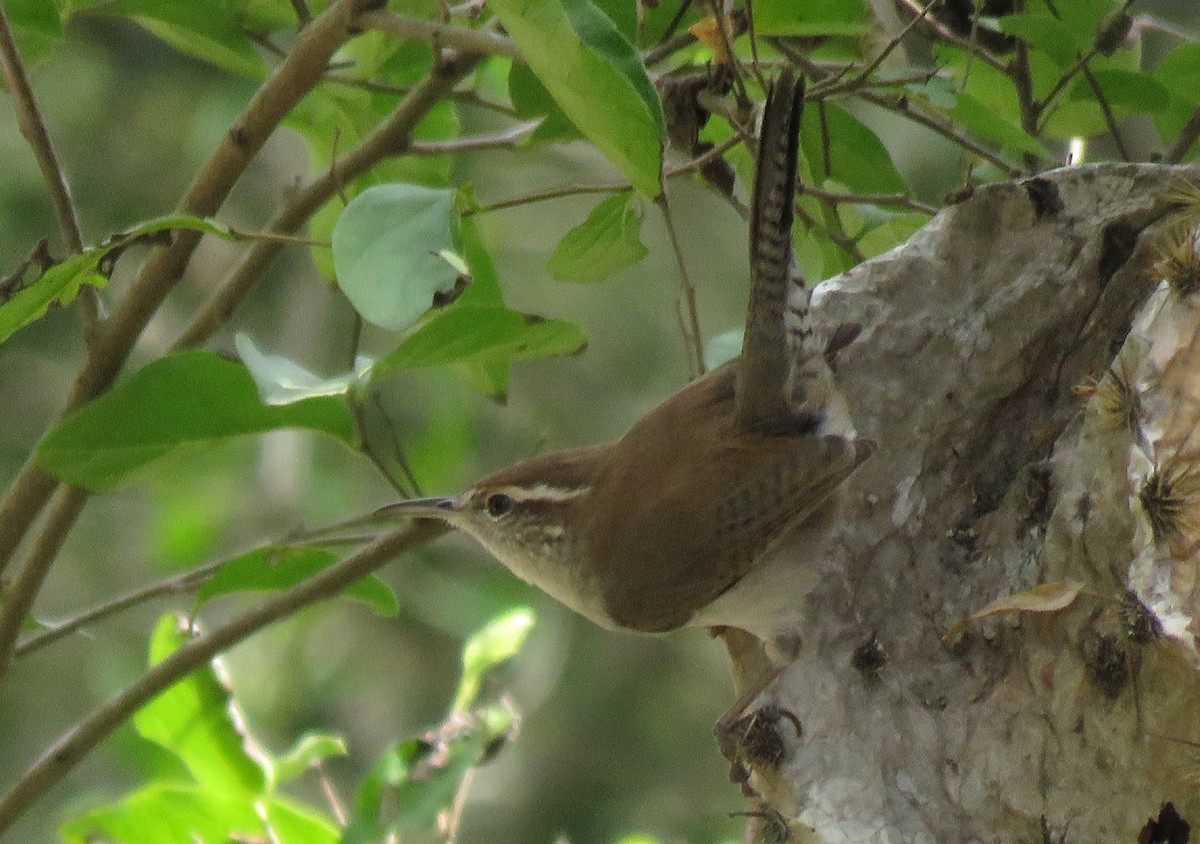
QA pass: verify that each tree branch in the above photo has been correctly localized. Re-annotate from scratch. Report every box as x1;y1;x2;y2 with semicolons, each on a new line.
13;517;383;659
360;10;520;59
0;520;447;834
14;559;223;659
0;0;371;580
0;486;88;681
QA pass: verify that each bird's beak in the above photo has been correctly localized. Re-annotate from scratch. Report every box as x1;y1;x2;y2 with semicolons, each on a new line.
375;497;457;520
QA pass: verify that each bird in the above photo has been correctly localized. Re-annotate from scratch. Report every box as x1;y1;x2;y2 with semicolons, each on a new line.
380;68;874;726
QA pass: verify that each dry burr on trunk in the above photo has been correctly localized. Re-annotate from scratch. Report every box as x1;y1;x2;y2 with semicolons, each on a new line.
381;68;872;759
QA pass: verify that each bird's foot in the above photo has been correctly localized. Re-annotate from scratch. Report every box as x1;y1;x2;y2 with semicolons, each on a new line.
716;703;802;795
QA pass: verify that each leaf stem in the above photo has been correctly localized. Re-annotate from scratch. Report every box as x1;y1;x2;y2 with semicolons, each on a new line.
0;3;94;331
656;194;707;378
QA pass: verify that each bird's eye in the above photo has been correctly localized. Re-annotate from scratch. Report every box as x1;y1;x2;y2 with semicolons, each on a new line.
485;493;513;518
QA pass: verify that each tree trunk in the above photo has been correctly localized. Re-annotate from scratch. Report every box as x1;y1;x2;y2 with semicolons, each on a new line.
736;162;1200;842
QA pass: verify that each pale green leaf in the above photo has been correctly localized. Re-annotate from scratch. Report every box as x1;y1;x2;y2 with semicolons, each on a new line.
332;184;461;331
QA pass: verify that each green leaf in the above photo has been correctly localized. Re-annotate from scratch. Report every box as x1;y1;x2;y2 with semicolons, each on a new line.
343;703;519;841
1155;43;1200;104
60;785;339;844
100;0;266;77
274;733;349;786
857;212;930;259
261;797;341;844
236;334;366;405
454;607;535;712
1044;69;1171;139
801;104;908;194
332;184;462;331
753;0;868;36
997;14;1088;68
489;0;664;197
456;218;514;397
372;304;586;378
546;193;649;282
37;351;356;490
61;785;263;844
947;91;1052;160
0;215;233;346
197;546;400;617
6;0;63;66
134;613;269;796
508;61;581;144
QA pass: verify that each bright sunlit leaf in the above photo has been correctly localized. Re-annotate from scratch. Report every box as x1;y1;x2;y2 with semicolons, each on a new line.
134;613;269;796
454;607;535;712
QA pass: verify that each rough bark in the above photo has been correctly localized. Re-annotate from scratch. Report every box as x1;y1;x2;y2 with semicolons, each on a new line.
741;161;1200;842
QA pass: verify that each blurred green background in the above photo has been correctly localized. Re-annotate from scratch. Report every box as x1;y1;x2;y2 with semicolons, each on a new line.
2;1;1199;841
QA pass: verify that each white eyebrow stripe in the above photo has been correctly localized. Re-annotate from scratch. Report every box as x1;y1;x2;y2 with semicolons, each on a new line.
501;484;591;502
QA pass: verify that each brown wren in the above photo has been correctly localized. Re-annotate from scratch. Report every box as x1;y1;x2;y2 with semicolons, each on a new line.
381;70;874;696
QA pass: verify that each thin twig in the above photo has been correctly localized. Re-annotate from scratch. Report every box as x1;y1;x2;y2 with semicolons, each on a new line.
1079;59;1129;161
407;120;542;154
315;760;348;824
369;393;423;497
656;194;707;378
464;182;630;217
0;0;368;631
0;522;447;835
227;226;329;247
810;67;940;100
14;560;225;658
667;132;748;178
464;135;754;219
1036;47;1100;131
323;71;519;116
845;0;938;91
646;0;697;65
360;10;520;59
0;3;95;331
802;185;939;215
771;39;1023;178
1165;107;1200;164
350;399;410;497
793;201;864;265
0;487;88;680
173;50;484;350
15;514;391;659
865;89;1025;178
894;0;1008;73
1009;41;1045;172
